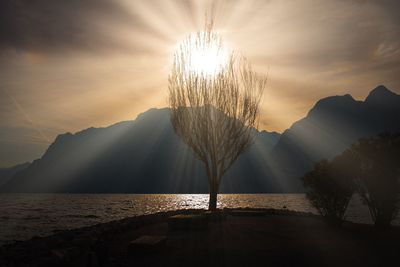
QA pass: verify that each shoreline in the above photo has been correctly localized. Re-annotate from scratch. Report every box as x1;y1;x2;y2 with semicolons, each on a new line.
0;208;316;246
1;208;399;266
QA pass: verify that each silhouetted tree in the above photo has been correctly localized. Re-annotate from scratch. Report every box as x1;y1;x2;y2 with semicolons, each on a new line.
346;133;400;228
302;159;355;224
168;23;266;210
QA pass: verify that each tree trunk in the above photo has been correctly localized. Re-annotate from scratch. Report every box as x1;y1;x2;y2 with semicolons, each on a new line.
208;181;218;211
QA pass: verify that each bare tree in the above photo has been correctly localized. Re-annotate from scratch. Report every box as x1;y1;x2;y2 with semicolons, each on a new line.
168;24;266;211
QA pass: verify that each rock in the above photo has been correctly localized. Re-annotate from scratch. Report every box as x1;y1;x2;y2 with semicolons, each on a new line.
168;214;208;231
51;249;66;260
203;211;227;222
127;235;167;255
72;234;96;248
50;247;80;262
228;210;265;217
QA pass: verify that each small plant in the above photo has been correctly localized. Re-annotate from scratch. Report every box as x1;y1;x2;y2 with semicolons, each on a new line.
305;133;400;228
348;133;400;228
302;159;355;225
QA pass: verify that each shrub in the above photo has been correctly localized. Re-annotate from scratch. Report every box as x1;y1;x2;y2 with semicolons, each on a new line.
302;159;355;225
348;133;400;228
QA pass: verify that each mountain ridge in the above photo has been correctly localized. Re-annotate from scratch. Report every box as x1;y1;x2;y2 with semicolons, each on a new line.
0;162;30;186
2;108;281;193
270;85;400;191
2;85;399;193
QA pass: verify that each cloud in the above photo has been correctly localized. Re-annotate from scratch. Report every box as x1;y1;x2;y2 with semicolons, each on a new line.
0;0;151;53
1;0;400;167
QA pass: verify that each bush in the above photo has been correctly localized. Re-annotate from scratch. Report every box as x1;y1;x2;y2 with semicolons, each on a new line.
302;133;400;227
302;159;355;225
348;133;400;228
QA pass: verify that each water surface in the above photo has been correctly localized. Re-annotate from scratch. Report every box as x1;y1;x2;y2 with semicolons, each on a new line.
0;193;392;245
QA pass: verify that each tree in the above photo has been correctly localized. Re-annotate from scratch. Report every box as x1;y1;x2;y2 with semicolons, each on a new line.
347;133;400;228
168;24;266;210
302;159;355;225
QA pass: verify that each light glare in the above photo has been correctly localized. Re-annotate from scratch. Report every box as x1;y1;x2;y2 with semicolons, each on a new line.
187;37;229;76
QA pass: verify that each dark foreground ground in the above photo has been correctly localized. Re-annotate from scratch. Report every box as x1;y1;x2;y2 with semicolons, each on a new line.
1;208;400;267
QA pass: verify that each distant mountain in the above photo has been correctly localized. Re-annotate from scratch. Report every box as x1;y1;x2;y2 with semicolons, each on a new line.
1;108;280;193
0;162;30;186
2;85;399;193
270;85;400;192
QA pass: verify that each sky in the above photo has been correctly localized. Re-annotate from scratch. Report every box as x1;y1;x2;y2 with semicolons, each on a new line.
0;0;400;167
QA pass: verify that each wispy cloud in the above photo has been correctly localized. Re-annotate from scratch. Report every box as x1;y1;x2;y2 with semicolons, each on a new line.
1;88;50;143
0;0;399;166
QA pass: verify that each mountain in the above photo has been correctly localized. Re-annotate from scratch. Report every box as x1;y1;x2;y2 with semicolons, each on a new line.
0;162;30;186
2;85;399;193
1;108;281;193
270;85;400;192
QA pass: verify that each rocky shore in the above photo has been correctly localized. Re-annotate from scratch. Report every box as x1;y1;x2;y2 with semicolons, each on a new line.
1;208;399;267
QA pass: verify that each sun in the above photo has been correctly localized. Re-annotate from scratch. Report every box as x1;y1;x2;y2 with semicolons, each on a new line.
176;31;230;77
186;34;229;76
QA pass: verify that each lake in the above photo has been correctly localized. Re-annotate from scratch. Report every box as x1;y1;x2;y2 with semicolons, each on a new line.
0;193;394;245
